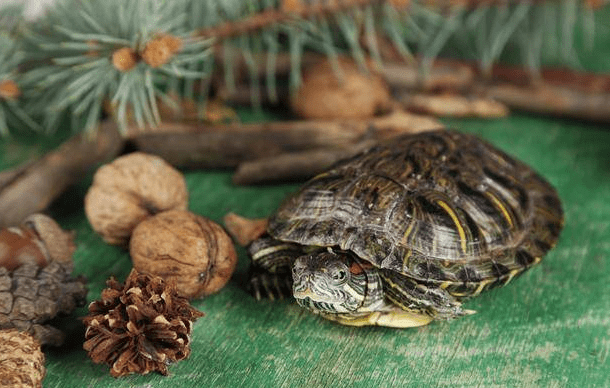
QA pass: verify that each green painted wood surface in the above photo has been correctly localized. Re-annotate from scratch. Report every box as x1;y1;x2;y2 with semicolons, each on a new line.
1;113;609;387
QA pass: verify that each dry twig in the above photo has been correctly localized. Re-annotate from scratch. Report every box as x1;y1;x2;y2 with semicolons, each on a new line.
0;122;124;227
130;109;442;170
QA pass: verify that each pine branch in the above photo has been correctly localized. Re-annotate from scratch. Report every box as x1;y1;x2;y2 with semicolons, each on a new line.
0;0;606;138
0;32;40;136
20;0;213;134
0;120;124;227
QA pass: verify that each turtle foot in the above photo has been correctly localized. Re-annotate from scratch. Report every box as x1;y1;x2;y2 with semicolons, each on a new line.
248;269;292;301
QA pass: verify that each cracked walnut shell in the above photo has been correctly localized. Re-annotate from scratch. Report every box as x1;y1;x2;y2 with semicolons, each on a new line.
130;210;237;299
85;153;188;246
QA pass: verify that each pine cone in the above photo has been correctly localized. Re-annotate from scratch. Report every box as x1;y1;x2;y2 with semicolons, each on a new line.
0;262;87;346
0;329;46;388
83;269;204;377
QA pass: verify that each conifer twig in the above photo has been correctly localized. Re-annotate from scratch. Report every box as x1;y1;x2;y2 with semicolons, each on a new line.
197;0;384;41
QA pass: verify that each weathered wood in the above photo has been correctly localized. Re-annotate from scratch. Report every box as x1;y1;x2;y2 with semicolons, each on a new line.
232;141;375;185
486;83;610;123
0;121;124;227
130;110;443;169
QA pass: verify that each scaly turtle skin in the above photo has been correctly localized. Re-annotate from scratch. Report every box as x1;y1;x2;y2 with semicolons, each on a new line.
248;130;564;327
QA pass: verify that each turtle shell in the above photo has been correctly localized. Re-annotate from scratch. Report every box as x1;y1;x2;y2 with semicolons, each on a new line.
268;130;563;293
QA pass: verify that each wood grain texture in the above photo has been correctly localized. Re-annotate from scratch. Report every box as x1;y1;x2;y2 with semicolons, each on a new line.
1;113;608;388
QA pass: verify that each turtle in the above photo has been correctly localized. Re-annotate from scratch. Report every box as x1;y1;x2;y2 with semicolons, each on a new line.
247;129;564;327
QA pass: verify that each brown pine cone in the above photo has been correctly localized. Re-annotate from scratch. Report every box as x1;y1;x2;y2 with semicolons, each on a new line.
0;329;46;388
0;262;87;346
83;269;204;377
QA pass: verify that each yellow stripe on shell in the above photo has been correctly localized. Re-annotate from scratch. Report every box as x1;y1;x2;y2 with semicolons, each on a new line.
400;220;416;268
485;192;514;228
435;199;468;254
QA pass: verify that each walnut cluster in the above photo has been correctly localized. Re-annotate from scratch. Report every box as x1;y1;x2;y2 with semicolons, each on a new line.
85;152;188;246
83;269;204;377
0;329;45;388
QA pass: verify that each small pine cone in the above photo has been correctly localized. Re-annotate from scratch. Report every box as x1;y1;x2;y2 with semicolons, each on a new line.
83;269;204;377
141;35;182;68
0;262;88;346
0;329;45;388
0;79;21;100
112;47;139;72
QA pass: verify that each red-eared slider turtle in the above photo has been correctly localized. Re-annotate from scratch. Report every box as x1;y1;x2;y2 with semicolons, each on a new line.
248;129;563;327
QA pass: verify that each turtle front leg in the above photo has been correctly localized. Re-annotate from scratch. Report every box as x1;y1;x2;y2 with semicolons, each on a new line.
319;308;434;328
247;235;305;300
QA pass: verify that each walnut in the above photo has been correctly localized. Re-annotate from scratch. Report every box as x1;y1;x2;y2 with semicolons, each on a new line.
83;269;203;377
130;210;237;299
291;56;392;120
0;329;45;388
84;153;188;246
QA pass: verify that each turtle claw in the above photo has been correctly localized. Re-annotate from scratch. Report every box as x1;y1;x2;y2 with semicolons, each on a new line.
248;270;292;301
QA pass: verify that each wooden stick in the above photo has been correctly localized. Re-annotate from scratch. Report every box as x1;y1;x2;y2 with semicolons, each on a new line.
484;83;610;122
231;109;442;184
232;141;375;185
129;110;442;169
0;121;124;227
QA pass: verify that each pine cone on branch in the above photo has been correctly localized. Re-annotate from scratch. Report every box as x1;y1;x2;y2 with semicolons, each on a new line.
0;262;87;346
83;269;204;377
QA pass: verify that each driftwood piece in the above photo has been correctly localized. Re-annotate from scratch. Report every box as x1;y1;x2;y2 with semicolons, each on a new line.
399;92;509;118
231;110;442;184
130;110;442;169
0;121;124;227
232;141;374;185
484;81;610;123
392;59;610;123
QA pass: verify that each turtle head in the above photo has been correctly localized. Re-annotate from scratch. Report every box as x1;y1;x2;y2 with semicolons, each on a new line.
292;250;368;314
